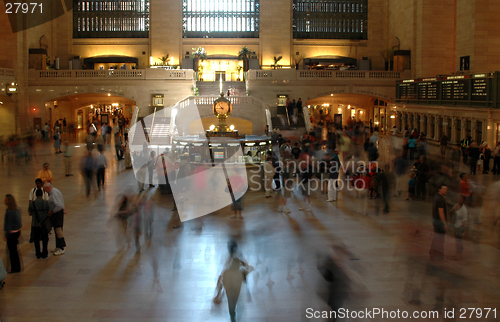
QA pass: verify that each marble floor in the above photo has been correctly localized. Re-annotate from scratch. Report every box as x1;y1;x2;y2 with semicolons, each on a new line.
0;136;500;322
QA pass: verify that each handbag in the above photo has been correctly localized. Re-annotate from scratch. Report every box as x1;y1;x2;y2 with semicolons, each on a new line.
32;201;52;235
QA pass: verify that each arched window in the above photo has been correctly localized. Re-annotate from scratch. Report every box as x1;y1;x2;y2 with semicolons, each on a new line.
183;0;260;38
73;0;149;38
293;0;367;40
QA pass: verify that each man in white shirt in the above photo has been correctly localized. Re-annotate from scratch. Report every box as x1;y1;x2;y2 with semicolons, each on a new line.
451;195;468;260
29;178;49;202
43;183;66;256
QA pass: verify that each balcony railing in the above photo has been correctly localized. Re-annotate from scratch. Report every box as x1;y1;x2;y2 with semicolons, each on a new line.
28;68;195;81
0;68;15;77
248;69;408;81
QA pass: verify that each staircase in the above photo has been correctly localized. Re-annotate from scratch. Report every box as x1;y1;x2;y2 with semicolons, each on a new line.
196;81;246;96
149;117;171;145
271;116;288;131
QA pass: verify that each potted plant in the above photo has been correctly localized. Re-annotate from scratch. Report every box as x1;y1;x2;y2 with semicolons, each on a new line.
272;56;283;69
158;54;170;66
381;48;394;71
293;54;305;70
191;47;208;74
238;46;252;79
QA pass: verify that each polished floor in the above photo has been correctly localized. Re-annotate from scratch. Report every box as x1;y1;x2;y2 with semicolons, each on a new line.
1;136;500;322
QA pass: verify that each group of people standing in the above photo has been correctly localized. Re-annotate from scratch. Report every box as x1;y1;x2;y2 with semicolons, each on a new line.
3;169;67;275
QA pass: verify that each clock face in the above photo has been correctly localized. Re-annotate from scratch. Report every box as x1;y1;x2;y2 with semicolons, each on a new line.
214;101;230;115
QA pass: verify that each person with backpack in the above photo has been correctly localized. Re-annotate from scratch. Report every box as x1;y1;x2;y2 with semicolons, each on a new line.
28;189;50;258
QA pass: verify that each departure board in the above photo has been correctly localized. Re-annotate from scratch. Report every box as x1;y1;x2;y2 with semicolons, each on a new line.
418;82;438;100
453;79;469;100
441;80;469;100
399;82;417;99
471;78;487;101
396;72;498;105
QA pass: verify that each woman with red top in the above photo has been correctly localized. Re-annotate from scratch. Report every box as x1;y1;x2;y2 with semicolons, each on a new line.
459;172;472;207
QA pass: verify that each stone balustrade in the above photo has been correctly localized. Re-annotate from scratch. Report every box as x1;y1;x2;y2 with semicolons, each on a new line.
28;68;195;81
0;68;16;83
248;69;408;81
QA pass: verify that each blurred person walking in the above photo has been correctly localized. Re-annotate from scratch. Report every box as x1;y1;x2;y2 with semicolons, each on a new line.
4;194;22;273
264;157;274;198
95;149;107;195
480;142;491;174
115;132;124;160
439;133;449;158
214;240;251;322
469;141;480;175
53;131;62;154
492;142;500;174
63;141;73;176
430;184;448;262
416;156;430;201
81;151;95;198
327;150;341;202
449;195;468;260
147;151;156;188
278;152;293;213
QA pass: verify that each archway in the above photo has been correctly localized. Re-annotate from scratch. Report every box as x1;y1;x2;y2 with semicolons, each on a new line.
41;93;136;135
305;94;395;131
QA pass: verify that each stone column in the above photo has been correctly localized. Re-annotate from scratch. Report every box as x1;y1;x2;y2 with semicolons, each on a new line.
451;117;458;144
396;112;401;132
427;114;433;139
434;116;440;140
442;116;448;138
420;114;425;135
471;119;477;142
487;111;495;146
402;113;407;131
460;118;467;142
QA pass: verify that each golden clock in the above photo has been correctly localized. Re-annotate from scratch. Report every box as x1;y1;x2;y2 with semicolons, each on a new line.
214;101;230;116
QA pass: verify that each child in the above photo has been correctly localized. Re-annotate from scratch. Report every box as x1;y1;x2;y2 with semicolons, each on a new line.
407;172;416;201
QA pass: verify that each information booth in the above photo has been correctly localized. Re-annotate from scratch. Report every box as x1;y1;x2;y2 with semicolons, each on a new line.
171;135;272;191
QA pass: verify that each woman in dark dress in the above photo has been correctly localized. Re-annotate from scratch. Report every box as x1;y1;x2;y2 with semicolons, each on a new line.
4;194;22;273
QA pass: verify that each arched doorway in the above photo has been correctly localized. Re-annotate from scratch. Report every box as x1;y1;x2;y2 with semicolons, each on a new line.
43;93;136;135
305;94;391;129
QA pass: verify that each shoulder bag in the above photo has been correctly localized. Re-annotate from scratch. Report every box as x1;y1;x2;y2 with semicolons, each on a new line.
32;201;52;235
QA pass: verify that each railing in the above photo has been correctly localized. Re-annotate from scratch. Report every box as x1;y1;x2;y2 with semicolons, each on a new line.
0;68;15;78
248;69;406;81
29;68;195;81
177;95;269;113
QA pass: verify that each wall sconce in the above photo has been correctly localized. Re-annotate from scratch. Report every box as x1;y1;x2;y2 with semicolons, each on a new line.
390;115;395;119
487;125;491;130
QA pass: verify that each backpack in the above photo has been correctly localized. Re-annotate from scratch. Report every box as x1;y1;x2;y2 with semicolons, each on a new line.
53;134;58;140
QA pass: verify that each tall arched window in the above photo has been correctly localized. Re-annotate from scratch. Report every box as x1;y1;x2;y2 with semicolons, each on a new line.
73;0;149;38
293;0;367;40
183;0;260;38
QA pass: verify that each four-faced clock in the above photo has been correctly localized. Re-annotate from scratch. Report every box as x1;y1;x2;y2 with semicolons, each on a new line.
214;101;230;116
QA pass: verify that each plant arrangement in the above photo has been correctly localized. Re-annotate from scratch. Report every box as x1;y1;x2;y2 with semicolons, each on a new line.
191;47;208;61
272;56;283;69
158;54;170;66
293;54;305;70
